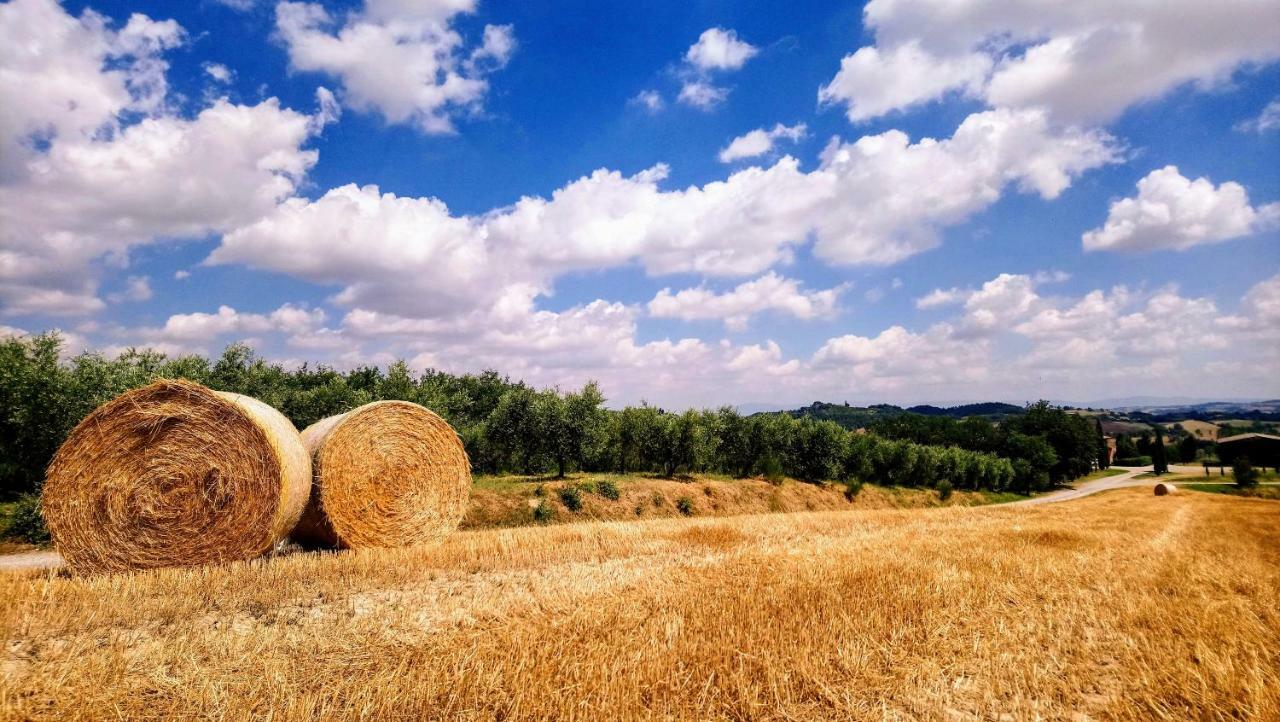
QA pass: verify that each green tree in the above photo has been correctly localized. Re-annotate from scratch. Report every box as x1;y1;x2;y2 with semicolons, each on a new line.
1233;456;1258;488
788;420;847;484
1177;434;1198;464
1152;426;1169;475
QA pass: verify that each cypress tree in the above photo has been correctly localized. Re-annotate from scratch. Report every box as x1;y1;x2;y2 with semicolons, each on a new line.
1152;426;1169;475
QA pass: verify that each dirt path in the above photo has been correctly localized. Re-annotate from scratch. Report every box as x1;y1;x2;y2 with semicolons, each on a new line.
0;550;62;571
1007;467;1153;506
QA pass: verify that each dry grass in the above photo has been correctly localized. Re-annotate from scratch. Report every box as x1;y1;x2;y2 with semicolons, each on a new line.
463;474;1009;529
2;488;1278;720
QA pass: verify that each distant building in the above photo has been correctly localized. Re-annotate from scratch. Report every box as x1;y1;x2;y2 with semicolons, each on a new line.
1216;433;1280;470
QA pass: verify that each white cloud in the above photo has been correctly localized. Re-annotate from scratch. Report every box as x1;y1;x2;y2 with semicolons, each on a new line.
203;62;233;83
1218;273;1280;342
0;0;335;318
1082;166;1280;252
137;304;326;347
718;123;806;163
808;108;1117;265
822;0;1280;123
819;41;990;121
107;276;153;304
1235;98;1280;133
812;324;990;391
274;0;513;134
211;108;1115;319
174;270;191;280
648;272;845;330
685;28;757;71
915;287;965;309
677;80;728;110
630;89;664;113
1;98;321;316
673;27;757;112
0;0;183;177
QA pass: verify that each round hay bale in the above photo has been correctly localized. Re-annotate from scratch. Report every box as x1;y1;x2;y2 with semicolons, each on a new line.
290;401;471;549
1154;482;1177;496
42;380;310;575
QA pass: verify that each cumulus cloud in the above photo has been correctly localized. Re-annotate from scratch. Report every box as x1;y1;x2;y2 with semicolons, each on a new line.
0;0;330;317
648;272;845;330
718;123;806;163
1;98;320;316
132;304;327;353
675;27;757;110
1082;166;1280;252
812;324;991;391
203;62;233;83
274;0;514;133
0;0;183;177
820;0;1280;123
677;80;728;110
685;27;757;71
819;41;990;122
211;107;1116;320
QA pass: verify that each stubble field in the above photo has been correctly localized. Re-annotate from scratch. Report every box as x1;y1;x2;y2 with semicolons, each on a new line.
2;487;1277;720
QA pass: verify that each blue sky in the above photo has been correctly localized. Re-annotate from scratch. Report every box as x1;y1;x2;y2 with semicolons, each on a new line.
1;0;1277;407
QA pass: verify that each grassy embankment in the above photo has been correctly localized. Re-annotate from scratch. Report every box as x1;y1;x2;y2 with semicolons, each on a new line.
2;488;1277;719
0;475;1028;549
464;473;1024;529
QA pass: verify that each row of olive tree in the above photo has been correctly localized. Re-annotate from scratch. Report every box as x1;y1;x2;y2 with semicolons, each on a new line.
3;333;1020;499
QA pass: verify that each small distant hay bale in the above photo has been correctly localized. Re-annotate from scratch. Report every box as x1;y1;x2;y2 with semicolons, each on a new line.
1154;482;1178;496
42;380;311;575
290;401;471;549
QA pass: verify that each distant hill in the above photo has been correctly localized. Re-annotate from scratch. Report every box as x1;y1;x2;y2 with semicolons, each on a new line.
907;402;1024;418
772;401;1024;430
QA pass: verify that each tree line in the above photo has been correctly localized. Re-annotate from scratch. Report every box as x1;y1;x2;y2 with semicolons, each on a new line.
5;333;1115;502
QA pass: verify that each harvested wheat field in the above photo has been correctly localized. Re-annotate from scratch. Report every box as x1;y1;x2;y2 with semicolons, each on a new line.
3;488;1278;720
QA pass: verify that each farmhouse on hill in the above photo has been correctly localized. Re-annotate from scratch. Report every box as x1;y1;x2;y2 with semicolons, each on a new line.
1216;432;1280;470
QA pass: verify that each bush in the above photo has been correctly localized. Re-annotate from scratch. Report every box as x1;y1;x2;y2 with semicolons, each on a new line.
937;479;953;502
558;485;583;511
760;454;784;485
675;496;695;516
4;494;49;544
595;478;620;500
1114;456;1152;467
1234;456;1259;488
844;479;863;500
532;500;554;524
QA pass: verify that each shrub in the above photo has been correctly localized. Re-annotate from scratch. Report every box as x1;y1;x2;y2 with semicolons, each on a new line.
844;479;863;500
595;478;620;500
558;485;583;511
937;479;953;502
760;454;785;485
675;496;695;516
4;494;49;544
533;483;545;497
1234;456;1259;488
532;500;554;524
1114;456;1153;467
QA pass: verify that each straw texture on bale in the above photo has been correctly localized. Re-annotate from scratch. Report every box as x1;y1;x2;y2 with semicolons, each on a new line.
42;380;311;575
1154;482;1177;496
291;401;471;549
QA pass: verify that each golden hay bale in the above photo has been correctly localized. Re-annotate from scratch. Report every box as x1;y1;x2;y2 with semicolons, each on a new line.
1154;482;1178;496
291;401;471;549
42;379;311;575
